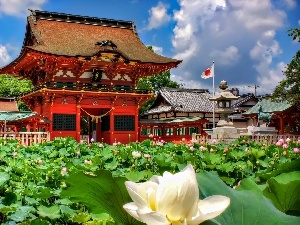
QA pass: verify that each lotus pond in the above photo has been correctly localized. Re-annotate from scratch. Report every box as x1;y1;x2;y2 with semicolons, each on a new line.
0;137;299;224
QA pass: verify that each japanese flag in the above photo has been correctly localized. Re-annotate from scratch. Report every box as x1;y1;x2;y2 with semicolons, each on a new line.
201;63;214;79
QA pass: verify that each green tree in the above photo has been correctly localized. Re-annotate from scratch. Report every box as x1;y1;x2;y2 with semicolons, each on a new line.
0;74;33;111
272;28;300;105
137;46;180;115
137;69;180;115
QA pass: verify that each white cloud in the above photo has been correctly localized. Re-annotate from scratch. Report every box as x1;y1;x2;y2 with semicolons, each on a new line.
170;0;288;95
0;45;12;67
280;0;297;9
0;0;46;17
152;46;163;55
146;1;171;30
209;46;240;65
257;62;286;94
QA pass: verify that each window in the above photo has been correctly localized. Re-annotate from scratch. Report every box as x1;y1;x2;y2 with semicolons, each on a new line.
114;115;135;131
189;127;199;134
153;127;162;136
53;114;76;131
177;127;186;135
141;127;151;136
165;128;173;136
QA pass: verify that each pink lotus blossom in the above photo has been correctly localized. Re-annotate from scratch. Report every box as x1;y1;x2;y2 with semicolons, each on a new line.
132;151;141;158
282;151;287;156
182;138;186;141
37;159;43;165
282;144;288;149
84;160;92;165
76;151;81;156
12;152;18;157
223;148;228;153
294;148;300;154
276;141;283;146
90;138;95;143
199;146;207;151
190;138;197;143
210;148;215;153
149;134;154;138
61;167;67;175
98;143;103;148
190;146;195;151
113;149;119;155
144;153;151;158
245;148;250;153
286;138;291;142
113;142;117;146
211;139;217;144
278;139;284;144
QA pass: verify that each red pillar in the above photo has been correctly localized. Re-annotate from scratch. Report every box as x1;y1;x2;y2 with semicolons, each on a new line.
76;105;81;142
135;109;139;142
109;109;115;144
279;115;284;135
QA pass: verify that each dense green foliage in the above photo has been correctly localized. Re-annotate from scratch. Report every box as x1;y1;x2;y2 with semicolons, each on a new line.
0;74;33;111
137;46;180;115
0;137;299;224
272;28;300;106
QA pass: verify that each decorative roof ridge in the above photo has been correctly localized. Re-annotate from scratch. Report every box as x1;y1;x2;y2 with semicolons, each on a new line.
28;9;136;30
231;93;258;107
161;87;210;93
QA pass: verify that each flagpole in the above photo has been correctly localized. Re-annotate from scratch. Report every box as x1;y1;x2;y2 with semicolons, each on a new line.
212;61;215;129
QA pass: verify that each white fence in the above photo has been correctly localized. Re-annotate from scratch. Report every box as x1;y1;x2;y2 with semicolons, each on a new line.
193;133;300;145
0;132;50;146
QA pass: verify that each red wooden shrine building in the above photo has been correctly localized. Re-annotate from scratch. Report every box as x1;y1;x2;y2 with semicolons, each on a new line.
0;10;181;144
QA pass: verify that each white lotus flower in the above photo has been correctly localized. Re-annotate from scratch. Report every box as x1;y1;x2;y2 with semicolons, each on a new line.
123;165;230;225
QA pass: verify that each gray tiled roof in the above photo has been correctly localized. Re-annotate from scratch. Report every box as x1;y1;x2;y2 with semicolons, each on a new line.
145;87;216;115
140;116;202;124
231;93;258;108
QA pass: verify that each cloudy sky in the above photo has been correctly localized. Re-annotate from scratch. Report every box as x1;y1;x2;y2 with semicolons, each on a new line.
0;0;299;95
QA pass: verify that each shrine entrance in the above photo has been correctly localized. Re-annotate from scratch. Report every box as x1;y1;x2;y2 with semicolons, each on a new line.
0;10;181;144
79;107;113;143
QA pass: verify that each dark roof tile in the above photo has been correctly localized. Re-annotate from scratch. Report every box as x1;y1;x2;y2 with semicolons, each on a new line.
145;88;216;114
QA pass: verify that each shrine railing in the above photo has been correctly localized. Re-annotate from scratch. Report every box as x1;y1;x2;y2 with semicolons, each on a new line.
0;132;50;146
193;133;300;145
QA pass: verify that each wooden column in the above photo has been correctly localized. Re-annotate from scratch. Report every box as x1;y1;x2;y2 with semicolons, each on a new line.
109;108;115;144
279;114;284;135
135;109;139;142
76;105;81;142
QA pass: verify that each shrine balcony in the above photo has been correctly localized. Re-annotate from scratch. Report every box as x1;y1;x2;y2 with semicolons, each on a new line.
0;132;50;146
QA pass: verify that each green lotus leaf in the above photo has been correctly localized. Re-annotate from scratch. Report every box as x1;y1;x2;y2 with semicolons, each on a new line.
263;171;300;214
125;170;145;182
72;212;92;223
197;171;300;225
61;170;144;225
37;205;61;220
0;172;10;187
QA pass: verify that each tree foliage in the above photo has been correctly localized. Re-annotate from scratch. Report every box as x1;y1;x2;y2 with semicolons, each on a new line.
0;74;33;111
272;28;300;105
137;46;180;115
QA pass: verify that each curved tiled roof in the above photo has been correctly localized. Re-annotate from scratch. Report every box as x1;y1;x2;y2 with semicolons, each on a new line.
243;99;292;115
0;98;18;112
231;93;258;108
145;87;216;114
22;10;180;64
0;111;50;122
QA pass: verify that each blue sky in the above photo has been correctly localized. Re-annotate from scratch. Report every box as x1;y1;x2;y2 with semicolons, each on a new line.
0;0;299;95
